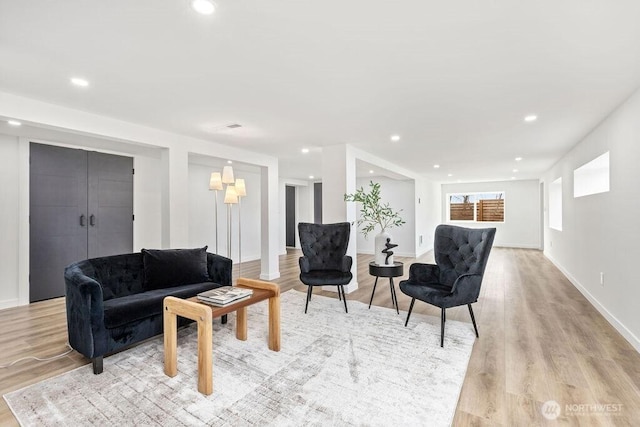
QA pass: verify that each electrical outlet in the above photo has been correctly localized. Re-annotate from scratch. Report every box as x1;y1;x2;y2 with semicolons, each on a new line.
600;272;604;286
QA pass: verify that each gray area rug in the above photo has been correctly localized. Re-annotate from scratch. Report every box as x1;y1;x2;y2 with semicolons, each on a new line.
5;290;476;426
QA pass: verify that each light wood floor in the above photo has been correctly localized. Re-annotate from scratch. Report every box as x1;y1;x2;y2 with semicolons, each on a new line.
1;248;639;426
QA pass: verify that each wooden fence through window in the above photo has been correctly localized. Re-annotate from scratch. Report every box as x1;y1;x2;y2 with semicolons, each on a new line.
450;199;504;222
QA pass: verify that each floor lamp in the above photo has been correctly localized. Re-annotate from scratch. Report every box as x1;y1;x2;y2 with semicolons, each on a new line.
224;185;238;277
209;172;223;254
221;165;235;258
234;178;246;279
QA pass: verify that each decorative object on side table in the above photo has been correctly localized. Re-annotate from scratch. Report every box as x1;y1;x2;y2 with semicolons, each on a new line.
344;181;405;265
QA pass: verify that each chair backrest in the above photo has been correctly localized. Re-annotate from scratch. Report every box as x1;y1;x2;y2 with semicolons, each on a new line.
298;222;351;271
434;224;496;286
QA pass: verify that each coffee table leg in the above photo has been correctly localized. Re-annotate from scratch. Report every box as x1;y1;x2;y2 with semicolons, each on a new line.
198;316;213;395
236;306;248;341
236;278;281;352
163;306;177;378
164;296;213;395
268;295;281;351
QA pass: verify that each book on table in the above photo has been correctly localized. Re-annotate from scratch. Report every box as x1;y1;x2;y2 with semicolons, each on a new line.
197;286;253;306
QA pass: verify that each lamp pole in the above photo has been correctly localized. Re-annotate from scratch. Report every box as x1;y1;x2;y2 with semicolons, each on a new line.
209;172;223;254
235;178;247;279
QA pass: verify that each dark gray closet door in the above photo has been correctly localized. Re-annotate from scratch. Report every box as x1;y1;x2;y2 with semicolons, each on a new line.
285;185;295;247
30;143;89;302
30;143;134;302
314;182;322;224
87;151;133;258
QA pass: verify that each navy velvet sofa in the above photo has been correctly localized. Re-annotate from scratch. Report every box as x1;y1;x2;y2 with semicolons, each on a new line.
64;248;232;374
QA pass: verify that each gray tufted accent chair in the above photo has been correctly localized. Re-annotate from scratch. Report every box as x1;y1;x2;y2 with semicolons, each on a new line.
399;224;496;347
298;222;353;313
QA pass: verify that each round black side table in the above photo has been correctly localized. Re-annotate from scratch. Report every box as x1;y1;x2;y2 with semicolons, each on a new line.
368;261;404;314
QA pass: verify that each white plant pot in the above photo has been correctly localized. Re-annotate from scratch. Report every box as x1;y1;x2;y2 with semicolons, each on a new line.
374;231;394;265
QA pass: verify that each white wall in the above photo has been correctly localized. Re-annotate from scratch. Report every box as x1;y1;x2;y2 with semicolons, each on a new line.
189;163;262;262
133;154;163;251
542;88;640;351
0;135;20;309
415;178;441;256
0;91;282;307
354;177;416;257
441;179;540;248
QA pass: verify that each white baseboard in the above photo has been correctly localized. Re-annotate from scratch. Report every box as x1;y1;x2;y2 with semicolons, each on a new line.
545;252;640;353
0;298;19;310
323;281;358;294
415;246;433;258
357;250;415;258
259;272;281;280
495;243;542;249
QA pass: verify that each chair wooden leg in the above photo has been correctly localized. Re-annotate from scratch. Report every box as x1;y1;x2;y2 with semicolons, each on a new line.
468;304;479;338
340;285;348;313
440;308;445;347
305;286;312;313
404;298;415;327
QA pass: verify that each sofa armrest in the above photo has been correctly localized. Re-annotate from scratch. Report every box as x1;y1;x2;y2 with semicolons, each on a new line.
408;263;440;284
207;253;233;285
299;256;310;274
341;256;353;273
64;264;107;358
450;273;483;303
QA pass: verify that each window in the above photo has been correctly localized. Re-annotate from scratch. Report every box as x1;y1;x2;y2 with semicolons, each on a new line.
574;151;610;198
549;177;562;231
448;192;504;223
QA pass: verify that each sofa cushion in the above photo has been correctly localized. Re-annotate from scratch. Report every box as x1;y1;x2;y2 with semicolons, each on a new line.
142;247;209;291
103;281;222;329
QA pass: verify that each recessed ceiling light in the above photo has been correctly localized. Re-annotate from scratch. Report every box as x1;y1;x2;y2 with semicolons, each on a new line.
511;176;516;180
512;169;518;173
447;173;453;177
227;160;233;164
433;164;440;169
191;0;215;15
301;148;309;154
7;120;21;126
390;135;401;142
70;77;89;87
309;175;314;179
369;170;374;174
524;115;537;122
515;157;523;161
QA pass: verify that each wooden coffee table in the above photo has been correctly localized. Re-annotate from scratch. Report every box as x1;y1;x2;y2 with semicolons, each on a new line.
163;278;281;395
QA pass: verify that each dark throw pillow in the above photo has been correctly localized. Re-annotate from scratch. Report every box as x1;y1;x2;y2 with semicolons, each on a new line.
141;246;210;290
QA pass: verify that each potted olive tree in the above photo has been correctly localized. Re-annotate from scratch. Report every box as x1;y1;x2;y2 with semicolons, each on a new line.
344;181;405;265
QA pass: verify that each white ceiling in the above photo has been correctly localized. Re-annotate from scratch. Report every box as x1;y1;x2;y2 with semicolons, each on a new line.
2;0;640;182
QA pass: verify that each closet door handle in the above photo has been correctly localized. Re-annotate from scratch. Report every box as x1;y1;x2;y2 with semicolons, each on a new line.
89;214;96;227
80;215;86;227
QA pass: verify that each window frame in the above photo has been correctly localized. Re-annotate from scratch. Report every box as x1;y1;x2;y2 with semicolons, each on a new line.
446;191;506;224
573;151;610;198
